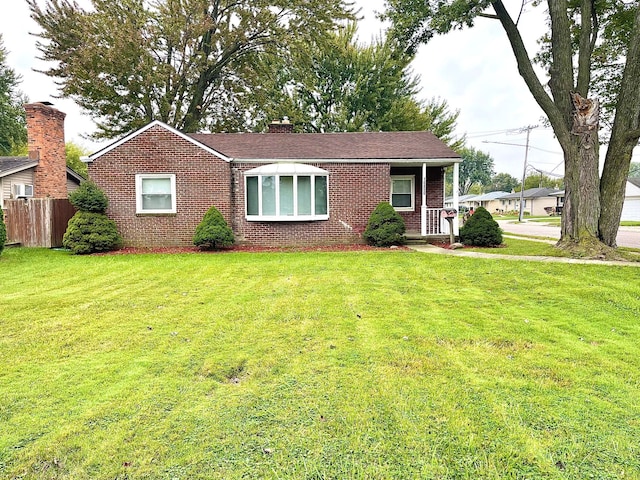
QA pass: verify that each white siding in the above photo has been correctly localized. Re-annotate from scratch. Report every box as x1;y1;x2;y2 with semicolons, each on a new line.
1;169;35;208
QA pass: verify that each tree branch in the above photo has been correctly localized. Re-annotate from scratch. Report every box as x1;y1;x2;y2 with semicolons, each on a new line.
490;0;570;144
576;0;596;95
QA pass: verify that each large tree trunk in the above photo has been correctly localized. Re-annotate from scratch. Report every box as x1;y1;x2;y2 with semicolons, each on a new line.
558;93;602;249
598;7;640;247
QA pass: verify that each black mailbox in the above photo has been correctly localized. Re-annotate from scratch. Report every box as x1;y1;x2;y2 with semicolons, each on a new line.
440;208;457;219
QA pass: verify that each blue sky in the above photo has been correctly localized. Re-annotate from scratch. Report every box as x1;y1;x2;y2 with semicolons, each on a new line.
4;1;632;180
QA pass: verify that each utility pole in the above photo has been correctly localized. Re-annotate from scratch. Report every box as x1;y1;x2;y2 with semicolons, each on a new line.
517;125;537;222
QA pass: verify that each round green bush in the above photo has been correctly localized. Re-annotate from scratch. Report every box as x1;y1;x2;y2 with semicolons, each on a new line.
193;205;234;250
69;181;109;213
0;206;6;255
459;206;503;247
63;211;123;254
362;201;406;247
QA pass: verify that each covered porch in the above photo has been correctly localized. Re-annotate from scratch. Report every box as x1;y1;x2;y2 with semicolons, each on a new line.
390;160;461;239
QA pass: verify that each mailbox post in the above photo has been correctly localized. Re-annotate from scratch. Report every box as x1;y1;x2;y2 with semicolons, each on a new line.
440;208;457;245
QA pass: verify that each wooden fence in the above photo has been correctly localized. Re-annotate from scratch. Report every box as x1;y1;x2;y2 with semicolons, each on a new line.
4;198;76;248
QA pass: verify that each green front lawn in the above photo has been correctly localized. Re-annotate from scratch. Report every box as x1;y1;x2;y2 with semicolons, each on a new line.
1;248;639;479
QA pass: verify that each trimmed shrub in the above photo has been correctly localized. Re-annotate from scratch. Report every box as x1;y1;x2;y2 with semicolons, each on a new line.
459;206;503;247
0;206;6;255
63;211;123;254
193;205;234;250
363;202;406;247
68;181;108;213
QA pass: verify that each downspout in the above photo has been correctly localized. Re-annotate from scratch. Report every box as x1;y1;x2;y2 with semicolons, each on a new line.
421;163;427;236
453;162;460;236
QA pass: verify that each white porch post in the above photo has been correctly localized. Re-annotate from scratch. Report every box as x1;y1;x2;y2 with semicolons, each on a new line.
453;162;460;235
421;163;427;236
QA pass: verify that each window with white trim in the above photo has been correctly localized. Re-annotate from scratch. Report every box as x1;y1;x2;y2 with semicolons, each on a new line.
136;174;176;214
245;163;329;221
390;175;415;211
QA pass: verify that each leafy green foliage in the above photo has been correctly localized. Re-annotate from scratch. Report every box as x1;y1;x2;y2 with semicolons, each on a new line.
28;0;353;137
0;206;6;255
254;24;463;147
445;147;495;195
193;206;234;250
629;162;640;178
521;173;563;191
68;181;108;213
65;141;89;178
0;35;27;155
62;211;122;254
459;206;502;247
488;172;520;193
363;202;406;247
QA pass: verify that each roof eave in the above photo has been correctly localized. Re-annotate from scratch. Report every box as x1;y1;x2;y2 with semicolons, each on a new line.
0;160;39;178
231;157;461;164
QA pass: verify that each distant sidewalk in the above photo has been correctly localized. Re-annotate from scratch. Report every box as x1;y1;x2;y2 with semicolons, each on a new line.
407;243;640;267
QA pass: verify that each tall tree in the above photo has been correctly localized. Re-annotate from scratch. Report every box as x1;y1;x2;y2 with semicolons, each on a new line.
0;35;27;156
522;173;563;190
384;1;640;252
445;147;494;195
251;23;464;147
488;172;519;193
28;0;354;138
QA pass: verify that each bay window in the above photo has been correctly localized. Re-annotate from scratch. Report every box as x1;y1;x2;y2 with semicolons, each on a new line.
244;163;329;221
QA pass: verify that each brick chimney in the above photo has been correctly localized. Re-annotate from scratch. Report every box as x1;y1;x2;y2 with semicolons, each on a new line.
268;118;294;134
25;102;67;198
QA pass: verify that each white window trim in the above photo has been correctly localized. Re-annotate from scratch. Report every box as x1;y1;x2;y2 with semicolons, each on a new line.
390;175;415;212
244;169;329;221
135;173;176;214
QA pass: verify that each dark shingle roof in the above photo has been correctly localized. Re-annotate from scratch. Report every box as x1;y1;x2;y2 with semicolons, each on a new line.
629;178;640;189
189;131;460;161
0;157;38;177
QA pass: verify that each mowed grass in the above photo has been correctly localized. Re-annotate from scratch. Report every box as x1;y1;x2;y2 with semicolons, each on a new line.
1;248;639;479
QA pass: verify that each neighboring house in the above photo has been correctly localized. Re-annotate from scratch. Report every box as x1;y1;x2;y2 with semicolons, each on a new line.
0;102;83;209
85;120;462;247
445;194;478;211
501;188;561;216
621;178;640;221
471;191;509;214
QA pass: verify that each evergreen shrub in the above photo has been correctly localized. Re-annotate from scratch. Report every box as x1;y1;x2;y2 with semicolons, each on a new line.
68;181;108;213
459;206;503;247
363;202;406;247
0;206;6;255
64;182;122;254
63;212;123;254
193;205;234;250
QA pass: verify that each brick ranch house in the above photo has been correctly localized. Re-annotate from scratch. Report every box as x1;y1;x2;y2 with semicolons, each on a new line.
84;119;463;247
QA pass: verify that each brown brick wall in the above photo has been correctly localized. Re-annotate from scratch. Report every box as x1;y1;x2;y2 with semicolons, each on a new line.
232;163;390;246
88;125;232;247
89;124;447;247
25;103;67;199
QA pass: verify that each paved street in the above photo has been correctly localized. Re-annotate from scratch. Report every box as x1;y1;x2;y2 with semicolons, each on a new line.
497;220;640;249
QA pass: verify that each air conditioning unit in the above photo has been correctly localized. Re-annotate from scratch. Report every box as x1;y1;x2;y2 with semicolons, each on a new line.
13;183;34;198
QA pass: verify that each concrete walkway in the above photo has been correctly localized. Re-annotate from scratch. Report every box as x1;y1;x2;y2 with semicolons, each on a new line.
408;243;640;267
